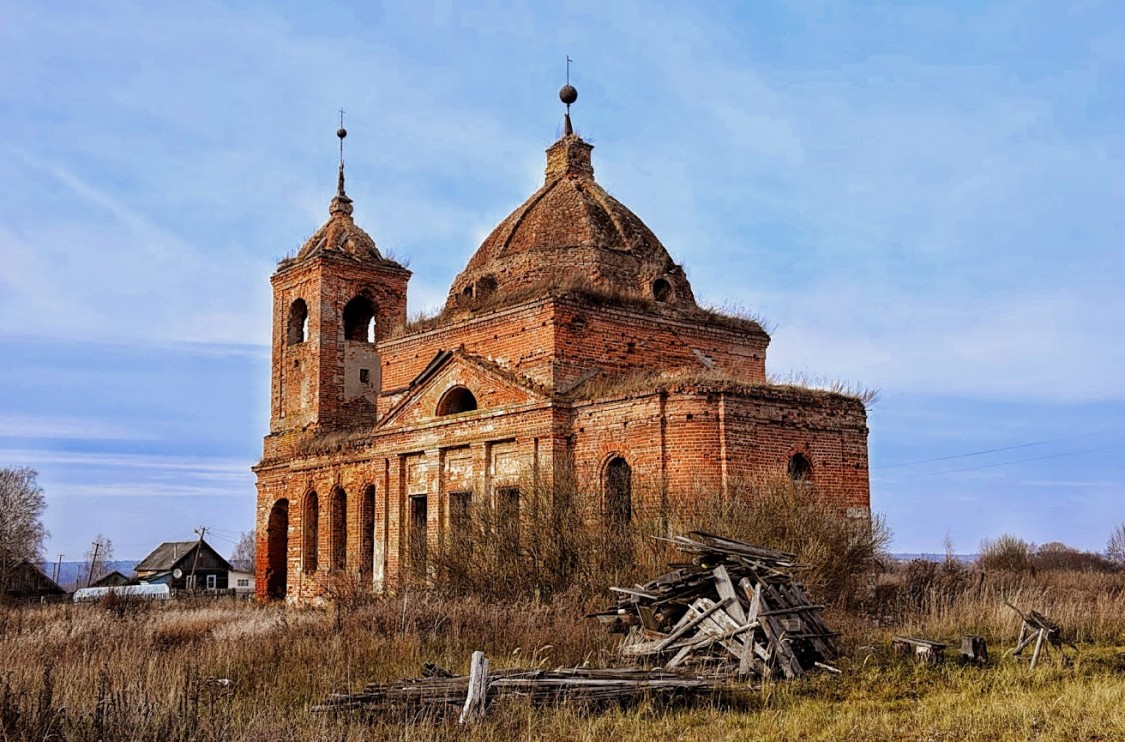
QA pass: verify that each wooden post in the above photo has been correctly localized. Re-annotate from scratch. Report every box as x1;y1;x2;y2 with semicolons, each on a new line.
960;635;988;665
1029;629;1046;670
189;526;206;592
459;650;489;724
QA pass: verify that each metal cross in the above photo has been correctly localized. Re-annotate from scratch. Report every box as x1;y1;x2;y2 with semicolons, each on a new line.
566;55;572;85
338;108;345;164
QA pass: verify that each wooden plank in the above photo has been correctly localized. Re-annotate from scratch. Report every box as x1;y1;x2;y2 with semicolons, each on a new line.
652;597;732;652
753;586;802;679
458;650;489;725
712;565;747;624
892;636;947;650
786;583;838;657
757;604;827;617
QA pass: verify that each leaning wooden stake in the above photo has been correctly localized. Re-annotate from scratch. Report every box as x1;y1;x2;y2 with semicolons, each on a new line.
459;651;489;724
1029;629;1046;670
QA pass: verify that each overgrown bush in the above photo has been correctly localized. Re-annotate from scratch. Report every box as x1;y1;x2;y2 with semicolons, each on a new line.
1033;542;1116;572
430;467;890;608
977;534;1034;572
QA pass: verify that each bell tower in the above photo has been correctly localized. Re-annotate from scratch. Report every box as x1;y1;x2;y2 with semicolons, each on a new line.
267;122;411;437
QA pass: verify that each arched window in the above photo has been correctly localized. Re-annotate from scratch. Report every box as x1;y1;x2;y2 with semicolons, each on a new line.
287;299;308;345
303;491;319;573
266;499;289;600
652;278;672;303
343;296;376;342
330;487;347;571
605;457;633;527
436;386;478;416
788;453;812;482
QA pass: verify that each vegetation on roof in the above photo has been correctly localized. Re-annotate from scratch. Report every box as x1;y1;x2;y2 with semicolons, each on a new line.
569;367;878;408
389;276;769;340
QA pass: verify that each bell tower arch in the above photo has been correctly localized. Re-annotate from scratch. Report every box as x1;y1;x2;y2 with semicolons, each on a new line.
267;125;410;435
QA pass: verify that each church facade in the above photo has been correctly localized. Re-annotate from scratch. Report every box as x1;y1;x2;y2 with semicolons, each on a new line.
253;97;871;603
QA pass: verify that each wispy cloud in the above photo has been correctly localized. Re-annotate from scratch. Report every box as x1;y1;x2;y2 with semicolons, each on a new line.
0;415;152;441
0;448;252;476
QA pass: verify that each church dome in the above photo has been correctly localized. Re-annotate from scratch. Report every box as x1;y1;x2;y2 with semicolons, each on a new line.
293;188;384;265
285;160;399;270
446;133;696;309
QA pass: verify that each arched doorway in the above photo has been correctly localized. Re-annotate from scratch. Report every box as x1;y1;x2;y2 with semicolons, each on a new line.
266;499;289;599
605;457;633;529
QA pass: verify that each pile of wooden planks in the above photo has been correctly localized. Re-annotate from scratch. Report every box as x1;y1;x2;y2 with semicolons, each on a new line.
312;658;731;719
591;532;839;680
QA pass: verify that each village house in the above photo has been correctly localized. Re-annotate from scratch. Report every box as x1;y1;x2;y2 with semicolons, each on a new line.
1;558;66;602
254;87;871;603
135;539;233;591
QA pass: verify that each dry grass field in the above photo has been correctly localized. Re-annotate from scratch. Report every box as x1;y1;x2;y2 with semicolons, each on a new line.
3;567;1125;742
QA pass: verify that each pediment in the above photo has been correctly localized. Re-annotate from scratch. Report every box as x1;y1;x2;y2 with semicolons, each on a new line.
377;350;546;428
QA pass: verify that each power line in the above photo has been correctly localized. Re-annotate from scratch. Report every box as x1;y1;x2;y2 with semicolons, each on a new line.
940;442;1125;475
874;440;1052;469
875;442;1125;483
874;426;1124;470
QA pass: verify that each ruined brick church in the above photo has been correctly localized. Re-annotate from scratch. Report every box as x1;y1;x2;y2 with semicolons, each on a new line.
254;89;870;602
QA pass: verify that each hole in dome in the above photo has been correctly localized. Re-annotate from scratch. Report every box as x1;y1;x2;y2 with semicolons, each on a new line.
652;278;673;303
477;276;497;299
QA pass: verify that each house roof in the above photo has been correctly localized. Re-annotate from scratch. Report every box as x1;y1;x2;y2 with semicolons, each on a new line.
135;540;232;573
91;570;132;587
2;559;66;597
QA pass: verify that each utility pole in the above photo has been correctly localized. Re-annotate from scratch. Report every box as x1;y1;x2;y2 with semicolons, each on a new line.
188;526;206;592
53;554;63;584
86;541;100;588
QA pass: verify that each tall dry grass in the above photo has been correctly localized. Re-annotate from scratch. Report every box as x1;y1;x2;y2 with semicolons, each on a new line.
3;570;1125;741
429;469;888;609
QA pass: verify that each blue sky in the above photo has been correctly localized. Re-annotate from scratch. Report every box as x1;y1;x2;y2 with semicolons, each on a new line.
1;1;1122;560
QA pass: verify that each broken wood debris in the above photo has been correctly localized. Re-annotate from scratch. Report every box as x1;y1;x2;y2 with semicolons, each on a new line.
1007;602;1077;669
591;531;839;680
312;661;732;718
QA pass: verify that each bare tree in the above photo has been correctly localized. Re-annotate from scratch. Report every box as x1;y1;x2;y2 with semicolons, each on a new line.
84;534;114;586
1108;522;1125;565
230;530;256;572
0;467;48;593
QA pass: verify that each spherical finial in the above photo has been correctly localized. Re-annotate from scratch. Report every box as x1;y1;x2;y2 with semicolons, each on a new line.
337;127;347;139
559;84;578;106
